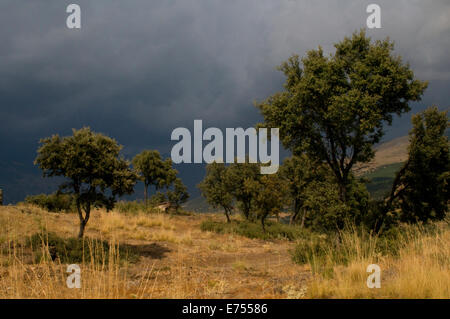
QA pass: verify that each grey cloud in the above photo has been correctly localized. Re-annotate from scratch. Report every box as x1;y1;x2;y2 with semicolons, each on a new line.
0;0;449;202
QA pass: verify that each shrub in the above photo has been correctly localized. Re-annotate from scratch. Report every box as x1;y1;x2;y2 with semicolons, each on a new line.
25;193;75;212
292;234;330;265
26;232;139;264
200;219;307;241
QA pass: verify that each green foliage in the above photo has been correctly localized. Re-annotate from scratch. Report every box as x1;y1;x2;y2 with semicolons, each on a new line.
25;192;75;212
292;234;332;266
256;29;427;203
149;192;168;206
26;232;139;264
244;174;288;231
115;181;189;216
279;155;323;224
291;164;370;232
198;162;234;222
34;127;138;237
387;107;449;223
227;161;260;220
132;150;177;203
200;219;308;241
166;178;189;210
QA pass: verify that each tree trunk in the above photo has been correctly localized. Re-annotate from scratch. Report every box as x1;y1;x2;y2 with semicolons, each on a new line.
244;207;250;220
261;216;266;233
385;160;409;212
339;182;347;203
77;201;91;238
144;182;148;207
290;199;299;225
78;220;87;238
290;211;299;225
224;209;231;223
300;208;307;229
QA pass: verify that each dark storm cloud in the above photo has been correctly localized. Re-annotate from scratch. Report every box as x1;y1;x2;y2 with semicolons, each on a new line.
0;0;449;202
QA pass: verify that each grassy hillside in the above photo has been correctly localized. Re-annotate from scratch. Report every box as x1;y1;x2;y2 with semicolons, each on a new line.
0;205;448;298
363;162;404;200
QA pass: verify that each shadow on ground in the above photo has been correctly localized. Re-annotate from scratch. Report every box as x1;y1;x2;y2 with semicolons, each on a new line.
122;243;171;260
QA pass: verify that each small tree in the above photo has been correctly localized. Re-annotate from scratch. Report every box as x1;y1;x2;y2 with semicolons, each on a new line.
132;150;177;205
35;127;137;238
244;174;287;231
256;30;427;203
386;107;449;223
279;155;318;225
167;178;189;212
198;162;233;223
227;161;260;221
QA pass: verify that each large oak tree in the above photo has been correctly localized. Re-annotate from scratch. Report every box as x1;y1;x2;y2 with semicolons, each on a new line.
256;30;427;202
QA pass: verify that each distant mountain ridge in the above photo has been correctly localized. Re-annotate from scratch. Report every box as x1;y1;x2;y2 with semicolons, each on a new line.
353;135;409;176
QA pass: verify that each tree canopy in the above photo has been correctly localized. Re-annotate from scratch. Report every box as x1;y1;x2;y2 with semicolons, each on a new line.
244;174;288;231
387;106;449;223
279;155;319;225
256;30;428;202
167;178;190;211
227;161;261;221
132;150;177;204
198;162;234;223
35;127;137;237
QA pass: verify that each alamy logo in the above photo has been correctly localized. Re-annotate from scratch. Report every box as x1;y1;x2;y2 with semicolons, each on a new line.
366;4;381;29
366;264;381;288
66;4;81;29
170;120;279;174
66;264;81;288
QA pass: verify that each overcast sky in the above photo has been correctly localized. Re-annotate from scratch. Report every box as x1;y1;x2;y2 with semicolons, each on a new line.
1;0;449;202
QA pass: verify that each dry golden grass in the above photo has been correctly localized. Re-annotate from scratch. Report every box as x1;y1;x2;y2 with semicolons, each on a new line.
0;204;448;299
0;205;302;298
305;224;450;298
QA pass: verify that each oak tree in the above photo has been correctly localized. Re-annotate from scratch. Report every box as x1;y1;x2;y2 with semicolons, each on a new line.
35;127;137;238
256;30;427;203
132;150;177;205
198;162;234;223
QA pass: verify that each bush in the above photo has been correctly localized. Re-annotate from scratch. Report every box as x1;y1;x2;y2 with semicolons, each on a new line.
26;232;139;264
25;193;75;212
301;174;370;232
200;219;308;241
292;234;331;265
